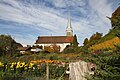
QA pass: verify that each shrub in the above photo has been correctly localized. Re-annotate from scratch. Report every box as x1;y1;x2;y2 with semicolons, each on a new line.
63;46;75;54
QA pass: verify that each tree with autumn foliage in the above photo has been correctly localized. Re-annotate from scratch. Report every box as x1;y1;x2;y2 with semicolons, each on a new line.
89;32;103;42
83;32;103;47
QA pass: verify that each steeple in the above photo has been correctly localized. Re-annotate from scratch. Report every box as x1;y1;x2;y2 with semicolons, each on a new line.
66;12;73;36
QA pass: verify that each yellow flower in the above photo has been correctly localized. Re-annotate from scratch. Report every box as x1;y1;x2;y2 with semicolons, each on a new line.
29;63;34;68
10;62;16;68
16;62;25;68
32;67;35;71
0;62;4;67
20;62;25;67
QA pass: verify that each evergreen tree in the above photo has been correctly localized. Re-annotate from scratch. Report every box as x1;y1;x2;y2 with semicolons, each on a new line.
83;38;89;46
72;34;78;47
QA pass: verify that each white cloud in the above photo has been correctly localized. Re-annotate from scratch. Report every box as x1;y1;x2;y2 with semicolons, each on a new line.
88;0;112;26
0;0;66;32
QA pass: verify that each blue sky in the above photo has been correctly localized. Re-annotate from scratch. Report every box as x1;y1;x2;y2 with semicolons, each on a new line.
0;0;119;46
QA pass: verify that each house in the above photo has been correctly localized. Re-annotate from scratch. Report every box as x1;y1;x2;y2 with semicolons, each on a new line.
31;48;43;53
35;36;74;52
17;46;31;54
35;14;76;52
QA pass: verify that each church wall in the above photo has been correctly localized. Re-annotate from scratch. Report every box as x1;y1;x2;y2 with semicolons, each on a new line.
36;43;71;52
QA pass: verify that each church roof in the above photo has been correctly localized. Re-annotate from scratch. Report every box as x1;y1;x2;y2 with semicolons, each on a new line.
35;36;74;44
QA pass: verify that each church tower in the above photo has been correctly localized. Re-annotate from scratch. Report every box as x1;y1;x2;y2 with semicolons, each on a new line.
66;13;73;36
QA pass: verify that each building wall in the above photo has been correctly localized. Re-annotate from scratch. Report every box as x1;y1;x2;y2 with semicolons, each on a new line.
36;43;71;52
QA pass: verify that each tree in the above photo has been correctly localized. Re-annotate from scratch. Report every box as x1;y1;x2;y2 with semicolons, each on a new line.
89;32;102;42
115;33;120;39
83;38;89;46
72;34;78;47
0;34;21;56
86;32;103;47
111;16;120;29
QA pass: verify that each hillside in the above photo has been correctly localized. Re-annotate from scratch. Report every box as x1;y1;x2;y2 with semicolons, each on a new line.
89;27;120;51
97;27;120;44
89;37;120;51
96;6;120;44
88;6;120;51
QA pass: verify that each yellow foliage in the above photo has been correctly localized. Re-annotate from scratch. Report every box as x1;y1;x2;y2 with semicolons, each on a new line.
89;37;120;51
30;60;61;63
44;45;60;53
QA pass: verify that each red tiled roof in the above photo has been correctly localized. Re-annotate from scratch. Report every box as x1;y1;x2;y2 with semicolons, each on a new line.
35;36;74;44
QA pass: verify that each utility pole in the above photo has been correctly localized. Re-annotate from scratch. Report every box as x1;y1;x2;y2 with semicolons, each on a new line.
46;62;49;80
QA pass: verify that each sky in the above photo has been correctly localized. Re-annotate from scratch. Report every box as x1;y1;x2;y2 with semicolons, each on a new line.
0;0;120;46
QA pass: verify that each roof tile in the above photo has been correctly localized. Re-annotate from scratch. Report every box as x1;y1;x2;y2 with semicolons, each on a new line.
35;36;74;44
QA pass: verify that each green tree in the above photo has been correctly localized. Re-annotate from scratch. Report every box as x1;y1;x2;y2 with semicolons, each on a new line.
72;34;78;47
89;32;102;42
83;38;89;46
87;32;103;47
0;34;21;56
111;16;120;29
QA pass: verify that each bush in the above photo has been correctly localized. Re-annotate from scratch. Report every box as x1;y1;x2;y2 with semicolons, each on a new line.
46;53;58;60
86;45;120;80
63;46;75;54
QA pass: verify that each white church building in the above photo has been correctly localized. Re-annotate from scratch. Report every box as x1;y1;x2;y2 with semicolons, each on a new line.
35;15;75;52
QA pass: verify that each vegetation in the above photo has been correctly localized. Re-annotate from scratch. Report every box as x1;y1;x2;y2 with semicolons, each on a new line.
86;45;120;80
83;38;89;46
96;27;120;44
72;34;79;47
0;61;67;80
85;14;120;51
83;32;103;47
89;37;120;51
0;6;120;80
0;35;22;57
86;9;120;80
111;16;120;29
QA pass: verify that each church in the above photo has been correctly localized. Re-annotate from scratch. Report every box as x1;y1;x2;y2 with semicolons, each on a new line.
35;15;75;52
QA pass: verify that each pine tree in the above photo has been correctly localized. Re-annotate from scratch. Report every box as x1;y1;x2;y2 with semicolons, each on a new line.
72;34;78;47
83;38;89;46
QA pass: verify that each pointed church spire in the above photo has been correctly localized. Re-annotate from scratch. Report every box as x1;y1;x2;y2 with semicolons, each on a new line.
67;12;72;29
66;12;73;36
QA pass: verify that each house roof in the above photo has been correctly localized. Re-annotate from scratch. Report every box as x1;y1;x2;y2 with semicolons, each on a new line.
35;36;74;44
17;46;31;51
